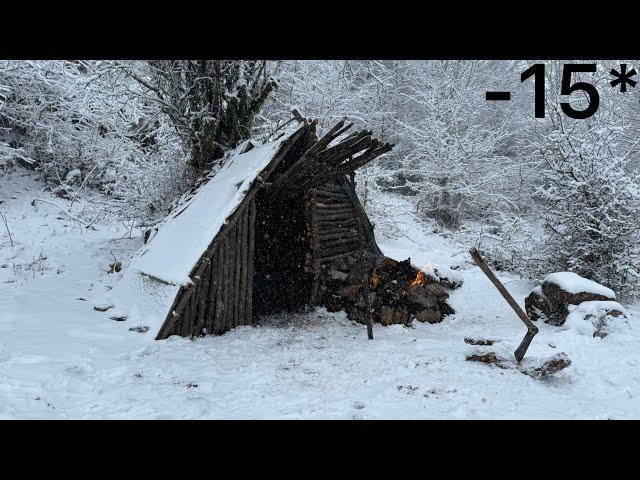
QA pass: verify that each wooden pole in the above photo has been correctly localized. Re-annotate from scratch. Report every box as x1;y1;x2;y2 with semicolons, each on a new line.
349;173;373;340
208;244;221;333
234;208;243;328
200;245;218;335
247;199;256;324
469;247;538;362
238;205;248;325
219;235;229;334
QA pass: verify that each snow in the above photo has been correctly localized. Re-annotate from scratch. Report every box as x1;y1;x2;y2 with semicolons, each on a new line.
564;301;627;337
103;134;291;334
543;272;615;299
133;137;287;286
423;264;464;287
3;170;640;419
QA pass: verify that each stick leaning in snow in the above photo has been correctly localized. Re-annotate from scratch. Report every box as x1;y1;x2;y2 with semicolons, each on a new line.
466;248;572;377
469;247;538;362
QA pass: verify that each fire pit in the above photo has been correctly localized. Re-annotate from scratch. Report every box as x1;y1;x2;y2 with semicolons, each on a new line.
369;257;455;326
320;255;457;328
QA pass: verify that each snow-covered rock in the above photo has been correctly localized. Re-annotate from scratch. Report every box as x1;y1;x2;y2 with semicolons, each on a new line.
563;300;626;338
524;272;618;326
525;285;549;322
537;272;617;326
542;272;615;304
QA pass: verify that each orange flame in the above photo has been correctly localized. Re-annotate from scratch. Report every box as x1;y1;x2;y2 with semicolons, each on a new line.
410;271;426;287
410;264;432;287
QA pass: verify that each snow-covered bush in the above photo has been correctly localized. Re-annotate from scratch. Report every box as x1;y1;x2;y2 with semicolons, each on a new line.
1;62;135;177
260;60;397;139
528;95;640;298
0;82;20;168
386;61;524;228
524;64;640;293
0;61;196;221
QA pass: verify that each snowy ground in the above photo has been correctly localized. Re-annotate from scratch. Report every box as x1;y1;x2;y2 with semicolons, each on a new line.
2;170;640;419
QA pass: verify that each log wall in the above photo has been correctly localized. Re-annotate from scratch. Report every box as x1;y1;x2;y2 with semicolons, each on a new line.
155;122;315;340
156;200;256;339
307;175;379;311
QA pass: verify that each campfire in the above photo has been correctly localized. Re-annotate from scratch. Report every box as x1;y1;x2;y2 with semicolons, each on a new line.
322;256;456;327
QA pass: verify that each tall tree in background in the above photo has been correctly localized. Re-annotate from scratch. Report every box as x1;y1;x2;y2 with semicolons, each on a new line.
124;60;278;174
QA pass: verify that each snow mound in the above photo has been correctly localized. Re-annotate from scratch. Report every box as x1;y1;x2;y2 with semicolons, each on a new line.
420;264;464;288
544;272;615;299
564;300;626;337
105;268;181;335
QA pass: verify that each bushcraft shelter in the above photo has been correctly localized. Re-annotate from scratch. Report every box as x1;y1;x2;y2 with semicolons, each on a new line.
108;117;454;340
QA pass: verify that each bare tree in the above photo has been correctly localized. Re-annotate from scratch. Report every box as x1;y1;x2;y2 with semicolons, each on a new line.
121;60;278;173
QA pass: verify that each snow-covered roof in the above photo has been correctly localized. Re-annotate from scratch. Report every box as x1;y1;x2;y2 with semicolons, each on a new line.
134;136;289;286
106;131;295;334
544;272;615;299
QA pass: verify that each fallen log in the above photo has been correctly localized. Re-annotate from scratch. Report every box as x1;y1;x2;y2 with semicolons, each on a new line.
466;351;571;379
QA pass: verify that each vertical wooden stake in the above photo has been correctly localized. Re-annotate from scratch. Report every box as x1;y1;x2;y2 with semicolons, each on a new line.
350;172;374;340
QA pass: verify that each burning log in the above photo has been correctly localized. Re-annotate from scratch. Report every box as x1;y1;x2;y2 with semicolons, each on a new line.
312;244;456;331
361;256;455;326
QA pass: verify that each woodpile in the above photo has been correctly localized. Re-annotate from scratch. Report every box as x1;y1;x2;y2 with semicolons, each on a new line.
369;257;455;326
316;254;457;328
269;118;393;200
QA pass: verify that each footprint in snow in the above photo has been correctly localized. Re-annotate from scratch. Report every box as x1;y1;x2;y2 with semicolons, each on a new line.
0;350;10;364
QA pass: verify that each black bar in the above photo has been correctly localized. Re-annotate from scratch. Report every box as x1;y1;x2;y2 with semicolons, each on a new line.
486;91;511;101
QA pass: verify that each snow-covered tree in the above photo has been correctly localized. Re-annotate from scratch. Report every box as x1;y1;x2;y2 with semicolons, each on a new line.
532;107;640;297
386;61;525;228
0;61;196;221
120;60;278;174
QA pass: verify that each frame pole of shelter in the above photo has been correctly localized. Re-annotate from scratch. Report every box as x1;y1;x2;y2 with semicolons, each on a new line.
350;170;374;340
